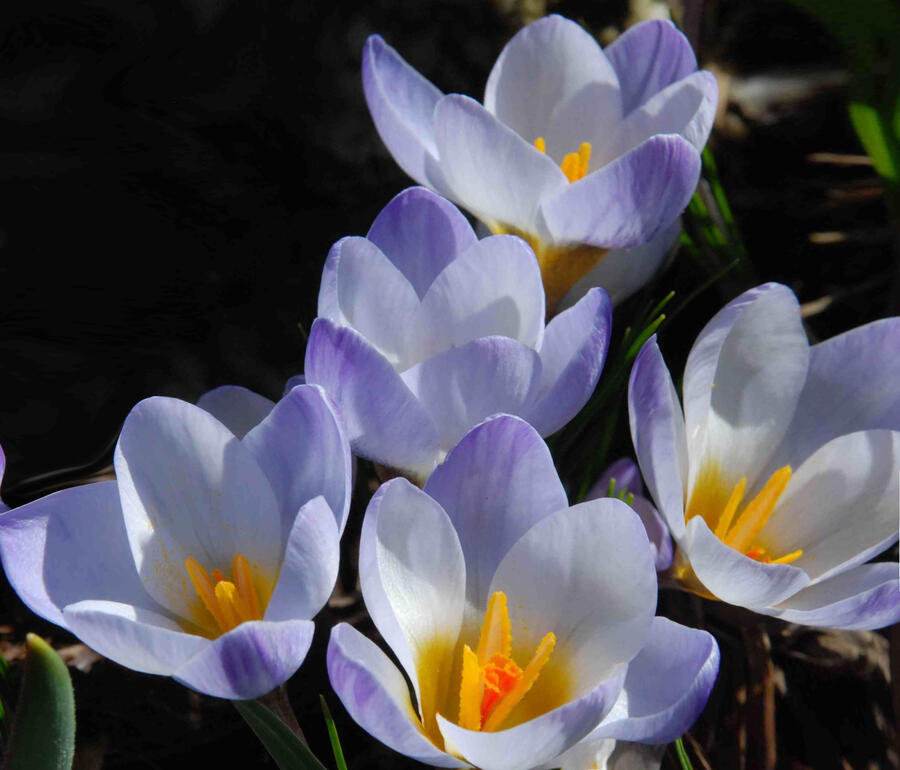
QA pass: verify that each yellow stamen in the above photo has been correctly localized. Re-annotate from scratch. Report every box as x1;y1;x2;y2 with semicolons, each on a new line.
457;591;556;733
713;476;747;539
482;632;555;732
458;645;483;730
533;137;592;183
724;466;792;553
184;554;264;636
771;549;804;565
476;591;511;663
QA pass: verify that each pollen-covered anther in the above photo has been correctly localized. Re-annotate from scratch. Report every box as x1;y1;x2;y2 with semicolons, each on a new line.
458;591;555;732
185;553;263;634
534;137;592;183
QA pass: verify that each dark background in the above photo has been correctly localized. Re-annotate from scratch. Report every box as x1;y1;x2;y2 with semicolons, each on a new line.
0;0;896;767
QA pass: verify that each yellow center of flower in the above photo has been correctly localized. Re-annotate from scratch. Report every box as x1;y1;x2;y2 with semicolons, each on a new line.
686;464;802;565
184;554;264;634
457;591;555;732
534;137;592;183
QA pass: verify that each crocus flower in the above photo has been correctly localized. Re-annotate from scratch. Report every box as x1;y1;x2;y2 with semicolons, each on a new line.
587;458;673;571
0;385;352;699
0;444;7;513
327;415;718;769
628;283;900;629
305;187;612;482
362;16;716;309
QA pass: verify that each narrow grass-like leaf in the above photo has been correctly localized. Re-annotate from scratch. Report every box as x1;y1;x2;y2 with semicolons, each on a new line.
675;737;695;770
234;699;327;770
319;695;348;770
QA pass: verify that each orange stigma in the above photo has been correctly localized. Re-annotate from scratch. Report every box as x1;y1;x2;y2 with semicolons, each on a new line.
534;137;592;183
185;553;263;634
458;591;555;732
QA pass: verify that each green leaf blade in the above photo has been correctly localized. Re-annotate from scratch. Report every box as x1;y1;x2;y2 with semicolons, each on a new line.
234;699;328;770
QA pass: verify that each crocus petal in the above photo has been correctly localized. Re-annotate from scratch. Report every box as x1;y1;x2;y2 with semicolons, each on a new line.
763;430;900;582
327;623;467;768
415;234;546;362
681;283;795;482
424;415;568;613
524;287;611;436
484;14;620;150
767;317;900;471
172;619;314;699
265;496;340;622
762;563;900;630
243;384;352;536
540;135;701;249
436;674;623;770
0;444;6;513
362;35;443;187
594;72;717;166
114;397;283;621
588;617;719;744
490;500;656;689
687;283;808;493
63;599;207;675
281;374;306;395
543;81;626;167
318;236;420;367
400;336;542;452
551;739;665;770
358;479;466;702
631;496;675;572
0;482;153;628
305;319;440;479
605;20;698;114
366;186;477;298
196;386;275;439
433;94;567;238
683;516;810;607
558;219;680;310
628;337;689;538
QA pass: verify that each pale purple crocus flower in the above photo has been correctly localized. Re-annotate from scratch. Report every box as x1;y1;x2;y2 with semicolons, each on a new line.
587;458;673;571
305;187;612;483
0;384;352;699
362;16;716;310
327;415;718;770
629;282;900;629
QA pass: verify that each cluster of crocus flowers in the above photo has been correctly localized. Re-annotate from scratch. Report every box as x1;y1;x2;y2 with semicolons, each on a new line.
362;16;717;309
0;385;352;699
327;416;719;769
629;283;900;629
305;186;612;481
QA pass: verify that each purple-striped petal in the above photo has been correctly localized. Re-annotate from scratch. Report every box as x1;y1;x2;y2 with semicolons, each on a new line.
63;600;206;676
0;482;153;628
540;135;700;249
173;619;315;700
683;516;810;607
433;94;567;237
400;336;542;452
628;337;689;538
424;415;568;612
525;287;611;436
327;623;466;768
243;383;352;535
484;14;620;148
762;563;900;630
264;496;340;623
588;617;718;744
605;20;698;114
559;219;680;310
362;35;443;187
304;318;440;479
366;186;477;298
196;386;275;439
436;673;623;770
